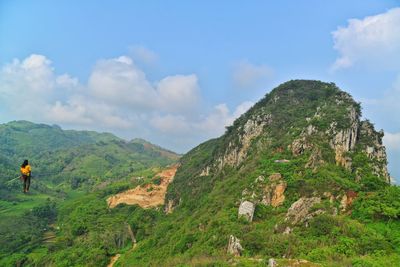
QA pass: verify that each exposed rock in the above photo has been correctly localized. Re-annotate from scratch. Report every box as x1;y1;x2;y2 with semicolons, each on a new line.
227;235;243;256
217;114;272;169
199;166;210;176
339;191;358;212
359;121;390;182
275;159;290;163
268;258;277;267
305;149;325;170
238;200;255;222
285;197;321;225
330;107;358;170
323;192;335;203
283;226;292;235
164;199;175;214
291;137;312;156
262;174;287;207
269;173;282;181
242;173;287;208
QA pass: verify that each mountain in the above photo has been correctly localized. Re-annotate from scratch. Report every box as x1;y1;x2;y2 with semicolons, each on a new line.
114;80;399;266
2;81;400;267
0;121;179;192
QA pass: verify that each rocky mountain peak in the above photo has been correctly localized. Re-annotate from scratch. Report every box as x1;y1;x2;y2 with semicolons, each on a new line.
195;80;389;183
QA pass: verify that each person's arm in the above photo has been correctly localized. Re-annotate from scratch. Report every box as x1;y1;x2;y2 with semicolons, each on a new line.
27;165;32;176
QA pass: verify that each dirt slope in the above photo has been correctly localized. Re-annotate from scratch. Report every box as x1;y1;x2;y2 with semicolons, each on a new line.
107;165;178;209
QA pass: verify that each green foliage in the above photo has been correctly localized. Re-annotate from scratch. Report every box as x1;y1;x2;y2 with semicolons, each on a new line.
352;186;400;221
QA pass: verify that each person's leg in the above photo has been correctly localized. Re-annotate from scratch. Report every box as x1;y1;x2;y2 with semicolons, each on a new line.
23;176;27;192
26;176;31;192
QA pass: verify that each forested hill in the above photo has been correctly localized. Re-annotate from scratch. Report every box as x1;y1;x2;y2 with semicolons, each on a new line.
0;121;179;266
0;120;179;197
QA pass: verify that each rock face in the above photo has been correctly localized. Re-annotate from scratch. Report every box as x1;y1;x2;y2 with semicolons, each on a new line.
285;197;321;225
238;201;256;222
340;190;358;212
241;173;287;209
227;235;243;256
359;121;390;182
262;173;287;207
330;107;359;170
218;115;271;169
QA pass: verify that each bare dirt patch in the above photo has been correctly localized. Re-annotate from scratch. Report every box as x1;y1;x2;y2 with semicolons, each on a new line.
107;164;179;209
107;254;121;267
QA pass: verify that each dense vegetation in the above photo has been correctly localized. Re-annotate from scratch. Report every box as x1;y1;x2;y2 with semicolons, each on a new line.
0;121;178;266
1;80;399;267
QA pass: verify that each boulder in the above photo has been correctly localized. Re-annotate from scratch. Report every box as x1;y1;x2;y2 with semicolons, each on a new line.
238;201;255;222
268;258;277;267
285;197;321;225
227;235;243;256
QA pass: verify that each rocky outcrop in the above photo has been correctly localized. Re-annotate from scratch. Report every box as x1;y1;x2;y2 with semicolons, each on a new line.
285;197;321;225
227;235;243;256
238;200;256;222
164;199;175;214
199;166;210;177
291;137;312;156
262;173;287;207
241;173;287;209
359;121;390;182
330;107;359;170
339;191;358;212
217;114;272;169
305;149;324;170
268;258;277;267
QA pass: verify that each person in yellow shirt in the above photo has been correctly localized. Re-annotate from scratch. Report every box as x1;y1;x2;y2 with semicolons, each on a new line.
20;159;31;193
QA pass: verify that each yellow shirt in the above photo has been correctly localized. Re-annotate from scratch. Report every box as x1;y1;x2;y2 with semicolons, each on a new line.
21;165;31;176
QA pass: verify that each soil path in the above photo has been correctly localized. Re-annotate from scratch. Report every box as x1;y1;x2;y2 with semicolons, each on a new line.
107;254;121;267
107;165;178;209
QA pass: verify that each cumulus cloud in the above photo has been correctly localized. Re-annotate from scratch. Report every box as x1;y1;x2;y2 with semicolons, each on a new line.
0;53;256;152
129;45;158;65
88;56;156;108
156;75;200;113
384;132;400;151
331;8;400;71
150;114;191;134
88;57;201;114
233;60;274;89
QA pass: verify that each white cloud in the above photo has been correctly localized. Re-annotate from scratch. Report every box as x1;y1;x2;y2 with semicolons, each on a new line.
196;101;254;136
156;74;200;113
233;60;273;89
150;114;191;134
0;53;256;153
56;74;79;89
384;132;400;151
331;8;400;71
88;57;201;114
88;56;156;109
129;45;158;65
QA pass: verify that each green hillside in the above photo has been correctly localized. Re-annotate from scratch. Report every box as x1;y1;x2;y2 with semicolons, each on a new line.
0;122;179;266
1;80;400;267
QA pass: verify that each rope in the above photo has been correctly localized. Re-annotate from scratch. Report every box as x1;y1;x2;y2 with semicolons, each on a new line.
4;176;21;184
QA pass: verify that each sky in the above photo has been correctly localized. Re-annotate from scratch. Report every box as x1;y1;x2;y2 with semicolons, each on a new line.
0;0;399;180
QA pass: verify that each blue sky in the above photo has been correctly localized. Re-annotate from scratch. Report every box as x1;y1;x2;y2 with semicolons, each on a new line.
0;0;399;180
